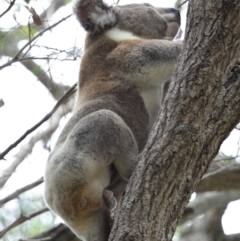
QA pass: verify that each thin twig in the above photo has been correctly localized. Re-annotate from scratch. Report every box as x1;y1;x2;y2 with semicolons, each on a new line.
0;99;73;188
213;155;240;162
0;0;16;18
21;20;34;59
0;208;49;239
0;177;44;206
0;14;72;70
202;163;240;180
16;56;78;62
15;14;72;60
177;0;189;9
19;238;51;241
33;45;82;59
0;83;77;160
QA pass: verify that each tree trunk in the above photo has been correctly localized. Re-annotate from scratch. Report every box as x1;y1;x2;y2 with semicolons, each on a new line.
109;0;240;240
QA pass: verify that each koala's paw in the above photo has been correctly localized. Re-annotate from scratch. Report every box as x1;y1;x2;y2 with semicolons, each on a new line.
103;189;117;210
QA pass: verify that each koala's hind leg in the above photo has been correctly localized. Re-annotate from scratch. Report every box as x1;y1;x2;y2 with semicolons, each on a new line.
69;109;139;180
45;110;139;241
62;109;138;240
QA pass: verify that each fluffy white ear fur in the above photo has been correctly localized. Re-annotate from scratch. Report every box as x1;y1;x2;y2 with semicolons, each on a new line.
90;5;116;30
73;0;117;32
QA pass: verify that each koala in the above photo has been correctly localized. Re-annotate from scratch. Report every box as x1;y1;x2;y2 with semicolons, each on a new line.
44;1;182;241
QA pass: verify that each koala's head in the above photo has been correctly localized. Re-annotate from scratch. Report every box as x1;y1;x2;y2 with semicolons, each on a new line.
74;0;181;40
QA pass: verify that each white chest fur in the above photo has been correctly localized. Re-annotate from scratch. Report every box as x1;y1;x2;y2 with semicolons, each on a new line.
105;27;141;42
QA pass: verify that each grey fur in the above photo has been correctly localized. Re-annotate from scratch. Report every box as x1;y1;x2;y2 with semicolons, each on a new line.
44;1;183;241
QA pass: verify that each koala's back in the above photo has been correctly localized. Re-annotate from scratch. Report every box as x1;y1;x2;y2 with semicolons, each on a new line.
58;79;148;152
58;35;150;152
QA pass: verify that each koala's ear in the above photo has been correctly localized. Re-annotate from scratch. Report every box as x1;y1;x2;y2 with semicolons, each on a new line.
73;0;117;32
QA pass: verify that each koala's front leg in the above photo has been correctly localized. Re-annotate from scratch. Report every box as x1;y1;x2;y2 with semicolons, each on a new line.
132;40;183;88
144;39;182;85
110;39;183;89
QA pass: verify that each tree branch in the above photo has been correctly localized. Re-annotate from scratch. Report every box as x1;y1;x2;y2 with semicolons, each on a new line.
0;30;70;100
177;0;189;9
0;14;72;71
36;224;80;241
0;83;76;161
197;164;240;192
0;95;74;188
180;190;240;225
19;238;51;241
109;1;240;240
40;0;67;23
180;206;226;241
0;0;16;19
20;58;71;100
0;208;49;239
223;233;240;241
0;177;44;206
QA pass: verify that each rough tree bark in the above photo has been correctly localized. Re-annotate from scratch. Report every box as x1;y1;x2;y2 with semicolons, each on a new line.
108;0;240;240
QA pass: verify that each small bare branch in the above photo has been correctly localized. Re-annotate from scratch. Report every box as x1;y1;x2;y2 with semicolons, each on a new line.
32;45;82;60
177;0;189;9
113;0;120;5
0;177;44;206
19;238;51;241
0;0;16;19
213;156;240;162
0;83;76;161
197;163;240;192
16;56;78;62
20;59;69;100
0;96;73;187
180;190;240;225
0;208;49;239
0;14;72;70
202;163;238;180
